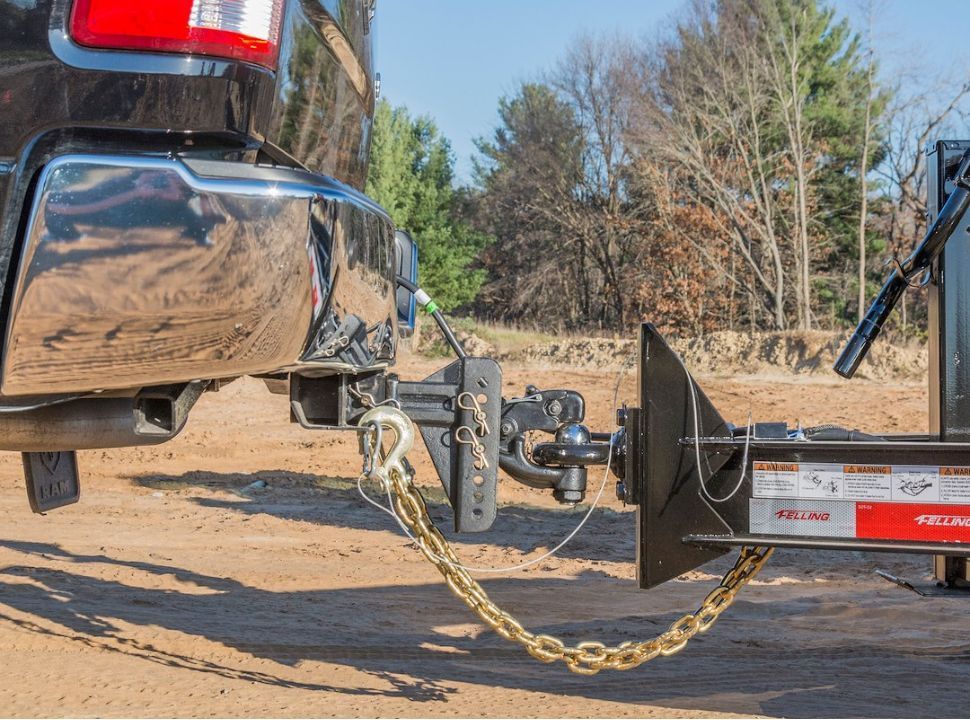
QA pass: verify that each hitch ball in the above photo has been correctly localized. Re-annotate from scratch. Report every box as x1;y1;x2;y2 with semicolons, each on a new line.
556;422;591;446
550;423;591;505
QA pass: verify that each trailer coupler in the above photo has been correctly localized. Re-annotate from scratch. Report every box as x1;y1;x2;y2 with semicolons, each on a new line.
291;317;970;592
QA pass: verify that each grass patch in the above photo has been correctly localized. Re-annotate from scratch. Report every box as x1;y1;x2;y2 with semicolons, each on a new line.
417;316;579;357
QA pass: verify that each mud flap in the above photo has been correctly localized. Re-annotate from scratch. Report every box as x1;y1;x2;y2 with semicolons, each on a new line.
633;325;733;588
22;451;80;513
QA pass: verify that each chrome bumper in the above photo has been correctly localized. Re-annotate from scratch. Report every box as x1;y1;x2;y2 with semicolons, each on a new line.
2;154;396;396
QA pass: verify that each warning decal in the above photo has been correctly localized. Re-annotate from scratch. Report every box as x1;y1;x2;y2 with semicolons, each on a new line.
750;461;970;543
751;462;797;498
844;464;892;501
798;463;843;499
752;461;970;505
940;467;970;503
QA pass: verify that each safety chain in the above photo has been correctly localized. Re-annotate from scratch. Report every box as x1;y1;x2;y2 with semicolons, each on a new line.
359;405;773;675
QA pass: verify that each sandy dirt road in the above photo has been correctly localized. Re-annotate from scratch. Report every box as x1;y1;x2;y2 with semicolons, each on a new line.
0;355;965;718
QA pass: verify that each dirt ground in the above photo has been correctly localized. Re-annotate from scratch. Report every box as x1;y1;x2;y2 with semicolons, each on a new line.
0;352;965;718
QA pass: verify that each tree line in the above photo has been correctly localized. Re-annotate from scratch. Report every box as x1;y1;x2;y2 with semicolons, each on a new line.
366;0;970;335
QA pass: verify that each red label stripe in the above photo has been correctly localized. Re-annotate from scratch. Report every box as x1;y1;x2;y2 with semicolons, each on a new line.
855;502;970;543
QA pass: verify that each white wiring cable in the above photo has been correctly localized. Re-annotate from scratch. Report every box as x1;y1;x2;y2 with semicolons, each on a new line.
682;359;753;504
356;356;632;575
357;454;612;574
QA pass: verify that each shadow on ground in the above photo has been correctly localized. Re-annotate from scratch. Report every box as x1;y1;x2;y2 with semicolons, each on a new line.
0;530;967;717
130;469;635;565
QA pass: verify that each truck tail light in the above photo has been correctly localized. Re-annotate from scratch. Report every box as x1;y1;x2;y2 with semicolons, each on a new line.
70;0;284;70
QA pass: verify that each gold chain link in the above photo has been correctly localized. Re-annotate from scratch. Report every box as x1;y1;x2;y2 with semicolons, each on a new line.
359;406;773;675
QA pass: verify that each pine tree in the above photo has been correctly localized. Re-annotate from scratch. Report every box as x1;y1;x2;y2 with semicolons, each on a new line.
471;83;591;326
365;99;488;311
758;0;889;324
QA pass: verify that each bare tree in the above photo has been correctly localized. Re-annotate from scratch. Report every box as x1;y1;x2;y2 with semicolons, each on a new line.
880;79;970;247
549;35;642;329
876;77;970;328
628;0;791;329
855;0;878;322
762;1;815;329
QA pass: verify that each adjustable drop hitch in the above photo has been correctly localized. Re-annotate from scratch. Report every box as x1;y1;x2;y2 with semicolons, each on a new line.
288;355;623;533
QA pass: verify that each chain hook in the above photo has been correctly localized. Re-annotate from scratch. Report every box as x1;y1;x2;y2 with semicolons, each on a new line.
359;406;415;486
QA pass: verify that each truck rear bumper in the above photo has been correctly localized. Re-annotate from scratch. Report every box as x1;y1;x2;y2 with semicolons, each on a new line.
2;154;396;397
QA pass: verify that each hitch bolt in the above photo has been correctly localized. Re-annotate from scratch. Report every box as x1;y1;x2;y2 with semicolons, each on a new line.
554;488;583;505
500;420;514;437
615;480;627;503
546;399;563;417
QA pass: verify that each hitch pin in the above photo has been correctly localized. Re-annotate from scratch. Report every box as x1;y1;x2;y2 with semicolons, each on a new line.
457;392;490;436
455;425;489;470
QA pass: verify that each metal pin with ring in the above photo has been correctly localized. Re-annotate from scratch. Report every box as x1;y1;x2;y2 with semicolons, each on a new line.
457;391;490;437
455;425;489;470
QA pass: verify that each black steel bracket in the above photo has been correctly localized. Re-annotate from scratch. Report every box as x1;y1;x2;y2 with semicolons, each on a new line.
393;357;502;532
632;324;733;588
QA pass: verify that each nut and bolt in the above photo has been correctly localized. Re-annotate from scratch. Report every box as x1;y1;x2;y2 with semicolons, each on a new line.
554;488;584;505
546;399;563;417
615;480;627;503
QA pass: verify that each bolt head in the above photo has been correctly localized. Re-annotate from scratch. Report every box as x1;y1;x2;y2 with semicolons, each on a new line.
554;488;584;505
615;480;627;503
546;399;563;416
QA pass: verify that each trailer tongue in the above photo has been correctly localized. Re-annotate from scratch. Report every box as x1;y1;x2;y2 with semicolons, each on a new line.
629;324;970;589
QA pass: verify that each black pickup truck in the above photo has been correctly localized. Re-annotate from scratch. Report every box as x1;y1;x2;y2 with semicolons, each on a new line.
0;0;598;537
0;0;420;504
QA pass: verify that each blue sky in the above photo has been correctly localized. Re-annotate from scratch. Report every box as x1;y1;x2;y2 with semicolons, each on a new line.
373;1;970;184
